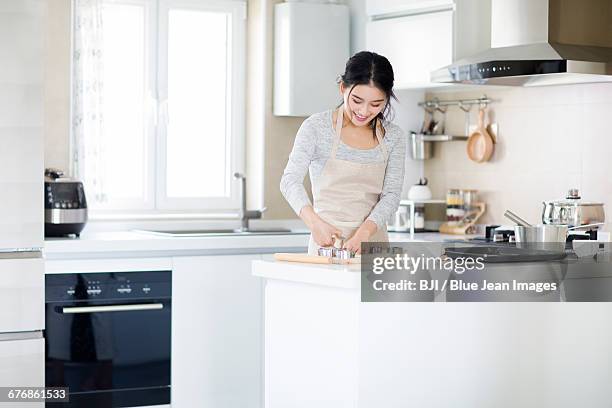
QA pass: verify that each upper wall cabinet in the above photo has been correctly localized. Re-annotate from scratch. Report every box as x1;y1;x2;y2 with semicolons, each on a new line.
366;0;454;18
274;2;349;117
366;0;491;89
367;9;453;89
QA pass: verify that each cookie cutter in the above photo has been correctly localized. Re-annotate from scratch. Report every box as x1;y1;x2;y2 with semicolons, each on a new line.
317;234;356;259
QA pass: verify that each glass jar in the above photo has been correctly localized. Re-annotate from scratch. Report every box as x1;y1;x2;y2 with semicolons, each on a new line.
461;189;478;213
446;189;465;225
414;204;425;231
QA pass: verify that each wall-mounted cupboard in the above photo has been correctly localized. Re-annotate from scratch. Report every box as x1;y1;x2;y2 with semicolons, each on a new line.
273;2;349;117
366;0;491;89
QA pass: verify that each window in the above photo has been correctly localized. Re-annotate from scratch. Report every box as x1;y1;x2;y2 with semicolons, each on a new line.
72;0;246;214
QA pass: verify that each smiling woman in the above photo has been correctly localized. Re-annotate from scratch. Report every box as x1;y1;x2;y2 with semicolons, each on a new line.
280;51;407;255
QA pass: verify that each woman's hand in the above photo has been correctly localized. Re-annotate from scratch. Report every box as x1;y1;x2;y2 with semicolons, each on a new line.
343;220;378;254
300;206;342;247
311;218;343;247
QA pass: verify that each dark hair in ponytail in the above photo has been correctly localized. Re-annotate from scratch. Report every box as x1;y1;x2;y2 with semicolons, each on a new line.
338;51;397;138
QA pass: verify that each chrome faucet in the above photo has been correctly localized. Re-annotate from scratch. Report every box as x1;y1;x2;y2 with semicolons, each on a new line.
234;173;266;232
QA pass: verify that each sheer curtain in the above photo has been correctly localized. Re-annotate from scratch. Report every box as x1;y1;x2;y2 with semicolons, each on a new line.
72;0;106;203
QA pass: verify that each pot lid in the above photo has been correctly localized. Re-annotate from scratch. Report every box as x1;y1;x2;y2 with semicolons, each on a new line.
544;189;604;206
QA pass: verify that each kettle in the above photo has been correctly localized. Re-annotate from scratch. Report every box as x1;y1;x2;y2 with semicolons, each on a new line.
408;178;432;201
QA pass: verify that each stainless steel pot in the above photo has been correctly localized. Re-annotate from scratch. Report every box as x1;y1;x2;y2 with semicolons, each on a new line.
409;132;432;160
515;225;568;243
514;224;568;253
542;189;605;229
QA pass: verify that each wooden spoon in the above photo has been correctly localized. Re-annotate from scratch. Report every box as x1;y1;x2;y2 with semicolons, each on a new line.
466;107;494;163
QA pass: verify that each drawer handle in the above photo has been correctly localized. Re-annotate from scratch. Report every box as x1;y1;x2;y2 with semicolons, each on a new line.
62;303;164;314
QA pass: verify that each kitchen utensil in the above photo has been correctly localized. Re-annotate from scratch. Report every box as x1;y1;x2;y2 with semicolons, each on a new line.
503;210;532;227
409;132;433;160
466;107;494;163
445;245;567;263
408;178;432;200
514;225;568;243
427;118;438;135
317;234;356;259
567;222;604;231
432;105;447;135
420;109;433;134
514;225;568;254
273;253;360;265
542;189;605;228
432;115;444;135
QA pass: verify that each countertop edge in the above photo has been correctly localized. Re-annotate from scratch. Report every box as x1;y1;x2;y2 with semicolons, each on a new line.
252;259;360;289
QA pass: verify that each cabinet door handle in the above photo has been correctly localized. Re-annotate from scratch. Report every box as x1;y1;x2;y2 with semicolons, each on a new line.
61;303;164;314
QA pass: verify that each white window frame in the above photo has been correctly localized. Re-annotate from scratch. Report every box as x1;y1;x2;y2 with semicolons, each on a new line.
72;0;246;216
156;0;246;211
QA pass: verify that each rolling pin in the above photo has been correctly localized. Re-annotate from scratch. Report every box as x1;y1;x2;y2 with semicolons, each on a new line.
273;253;360;265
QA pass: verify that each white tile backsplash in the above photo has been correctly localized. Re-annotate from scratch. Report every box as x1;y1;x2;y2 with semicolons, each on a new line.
425;83;612;229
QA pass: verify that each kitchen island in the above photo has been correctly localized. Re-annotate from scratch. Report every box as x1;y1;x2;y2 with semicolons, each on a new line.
253;258;612;408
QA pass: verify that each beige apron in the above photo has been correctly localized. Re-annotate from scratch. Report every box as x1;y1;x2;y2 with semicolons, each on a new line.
308;106;389;255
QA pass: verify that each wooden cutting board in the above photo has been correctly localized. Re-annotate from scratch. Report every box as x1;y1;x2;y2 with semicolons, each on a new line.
273;253;360;265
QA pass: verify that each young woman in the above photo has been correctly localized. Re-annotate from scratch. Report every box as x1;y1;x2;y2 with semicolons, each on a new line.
280;51;406;255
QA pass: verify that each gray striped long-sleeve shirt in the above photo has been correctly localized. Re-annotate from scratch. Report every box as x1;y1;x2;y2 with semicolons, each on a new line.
280;109;407;230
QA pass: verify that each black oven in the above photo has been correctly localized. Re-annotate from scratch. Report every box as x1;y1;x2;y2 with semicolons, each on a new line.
45;271;171;408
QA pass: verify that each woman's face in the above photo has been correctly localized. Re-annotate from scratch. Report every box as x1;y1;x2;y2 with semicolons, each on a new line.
340;83;387;127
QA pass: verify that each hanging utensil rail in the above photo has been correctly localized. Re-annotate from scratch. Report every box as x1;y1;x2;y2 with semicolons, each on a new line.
413;95;496;142
418;96;491;109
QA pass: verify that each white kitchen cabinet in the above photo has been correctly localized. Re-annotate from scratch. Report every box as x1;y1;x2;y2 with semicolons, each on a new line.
273;2;349;117
367;9;454;88
0;0;44;251
0;258;44;333
366;0;454;17
0;337;44;408
172;254;263;408
366;0;491;89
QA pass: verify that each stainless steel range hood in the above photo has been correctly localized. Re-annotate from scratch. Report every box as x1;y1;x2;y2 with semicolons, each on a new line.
432;0;612;86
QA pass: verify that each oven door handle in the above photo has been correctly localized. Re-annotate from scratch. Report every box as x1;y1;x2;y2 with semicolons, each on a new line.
61;303;164;314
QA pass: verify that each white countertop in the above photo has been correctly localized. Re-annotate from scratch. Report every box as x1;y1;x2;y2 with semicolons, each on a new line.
44;228;473;260
252;259;361;289
44;231;311;259
251;232;475;289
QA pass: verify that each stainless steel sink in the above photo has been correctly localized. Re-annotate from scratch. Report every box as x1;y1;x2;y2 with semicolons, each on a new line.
134;228;307;237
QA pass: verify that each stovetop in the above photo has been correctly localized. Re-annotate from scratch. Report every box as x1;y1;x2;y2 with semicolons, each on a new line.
477;225;599;244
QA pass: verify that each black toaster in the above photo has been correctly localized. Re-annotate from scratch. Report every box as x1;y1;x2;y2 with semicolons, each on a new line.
44;168;88;237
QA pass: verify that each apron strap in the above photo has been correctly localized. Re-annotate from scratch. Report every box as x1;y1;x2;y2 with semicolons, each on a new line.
330;107;344;158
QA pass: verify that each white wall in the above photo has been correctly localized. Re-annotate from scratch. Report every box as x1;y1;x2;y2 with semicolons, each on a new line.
393;89;426;197
44;0;71;172
347;0;367;53
425;83;612;230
